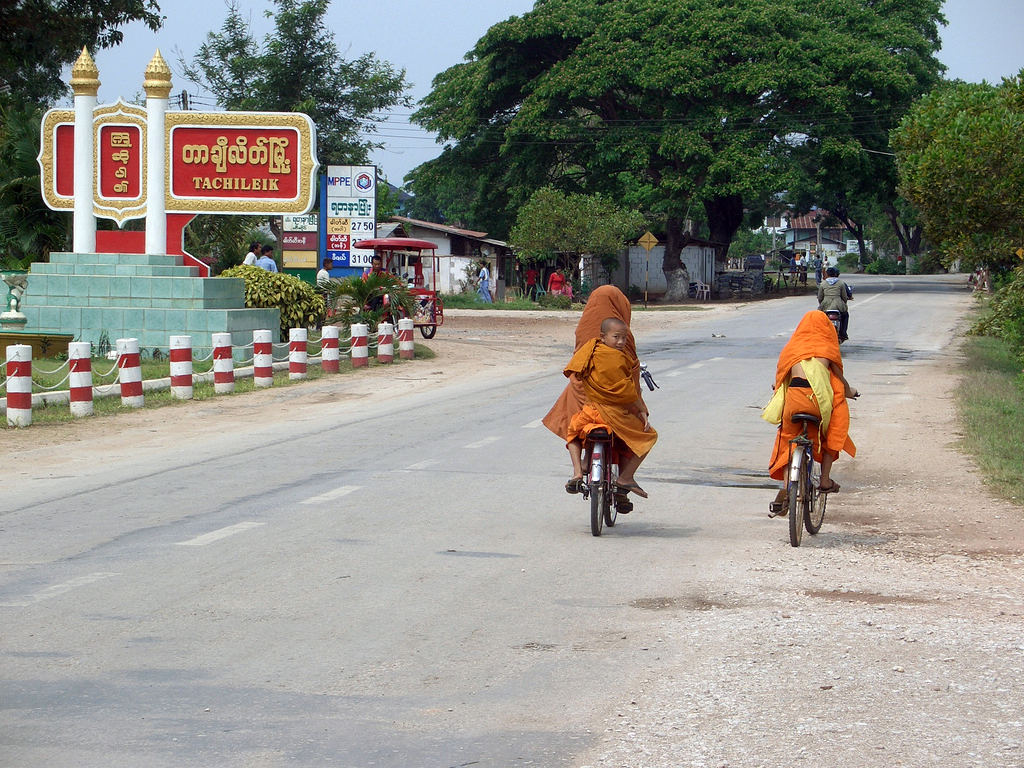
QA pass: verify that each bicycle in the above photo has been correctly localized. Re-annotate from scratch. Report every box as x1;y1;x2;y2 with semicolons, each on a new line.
580;428;632;536
785;413;828;547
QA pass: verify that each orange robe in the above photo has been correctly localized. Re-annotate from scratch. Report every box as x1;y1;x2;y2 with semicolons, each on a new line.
767;311;856;480
563;340;658;458
543;285;641;439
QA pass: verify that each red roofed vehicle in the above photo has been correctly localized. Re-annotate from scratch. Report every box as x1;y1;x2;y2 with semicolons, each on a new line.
353;238;444;339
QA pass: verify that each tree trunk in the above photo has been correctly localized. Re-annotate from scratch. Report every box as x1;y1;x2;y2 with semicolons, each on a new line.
661;216;693;302
704;194;744;264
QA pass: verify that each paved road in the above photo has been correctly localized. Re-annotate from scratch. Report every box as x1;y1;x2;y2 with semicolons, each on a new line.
0;274;970;767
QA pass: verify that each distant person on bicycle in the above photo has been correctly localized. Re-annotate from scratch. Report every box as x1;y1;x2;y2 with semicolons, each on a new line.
543;286;655;498
561;317;658;498
817;266;853;341
762;310;858;514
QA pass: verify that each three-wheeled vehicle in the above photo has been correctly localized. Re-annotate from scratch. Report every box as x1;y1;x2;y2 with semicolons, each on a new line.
353;237;444;339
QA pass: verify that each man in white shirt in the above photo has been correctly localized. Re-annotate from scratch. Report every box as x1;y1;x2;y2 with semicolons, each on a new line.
243;241;259;266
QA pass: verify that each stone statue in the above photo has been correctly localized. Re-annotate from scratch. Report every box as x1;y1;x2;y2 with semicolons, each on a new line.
2;272;27;313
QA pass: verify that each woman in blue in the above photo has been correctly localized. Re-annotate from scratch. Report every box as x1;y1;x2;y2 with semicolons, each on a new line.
477;263;493;303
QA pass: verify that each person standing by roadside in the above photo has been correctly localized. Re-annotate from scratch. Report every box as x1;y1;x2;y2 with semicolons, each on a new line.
478;262;493;303
813;255;823;285
243;241;259;266
525;264;538;300
817;266;853;341
255;245;278;273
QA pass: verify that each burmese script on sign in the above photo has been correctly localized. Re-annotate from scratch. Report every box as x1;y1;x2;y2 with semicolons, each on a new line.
170;126;300;201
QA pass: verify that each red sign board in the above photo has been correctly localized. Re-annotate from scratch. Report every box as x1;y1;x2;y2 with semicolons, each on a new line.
98;125;142;199
282;231;318;249
55;123;75;198
170;126;300;201
327;234;351;251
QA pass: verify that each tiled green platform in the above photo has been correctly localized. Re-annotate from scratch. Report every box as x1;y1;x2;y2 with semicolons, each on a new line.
22;252;281;354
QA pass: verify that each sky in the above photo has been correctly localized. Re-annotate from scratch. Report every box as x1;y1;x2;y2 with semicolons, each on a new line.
80;0;1024;186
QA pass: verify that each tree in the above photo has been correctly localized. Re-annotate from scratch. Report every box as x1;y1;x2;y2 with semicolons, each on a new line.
413;0;945;300
509;188;644;284
893;75;1024;272
0;102;71;267
182;0;410;166
0;0;163;105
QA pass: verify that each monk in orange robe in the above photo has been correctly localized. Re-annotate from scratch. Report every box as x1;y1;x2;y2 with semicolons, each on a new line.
762;310;858;514
543;285;641;438
561;317;657;498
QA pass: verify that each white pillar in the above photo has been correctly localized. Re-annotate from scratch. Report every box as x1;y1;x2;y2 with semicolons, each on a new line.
68;341;94;418
70;48;98;254
5;344;33;427
143;50;171;256
169;335;193;399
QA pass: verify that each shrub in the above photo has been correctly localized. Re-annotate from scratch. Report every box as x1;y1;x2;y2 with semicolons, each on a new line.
971;266;1024;363
220;265;325;337
538;293;572;309
865;256;903;275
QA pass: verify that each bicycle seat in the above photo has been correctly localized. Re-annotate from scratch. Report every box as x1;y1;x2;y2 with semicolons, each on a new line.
587;428;612;441
790;413;820;426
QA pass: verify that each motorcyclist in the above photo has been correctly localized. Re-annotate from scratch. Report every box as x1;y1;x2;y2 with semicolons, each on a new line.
817;266;852;342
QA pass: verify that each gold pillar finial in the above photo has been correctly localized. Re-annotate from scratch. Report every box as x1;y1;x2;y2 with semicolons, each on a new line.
70;47;100;97
143;49;173;98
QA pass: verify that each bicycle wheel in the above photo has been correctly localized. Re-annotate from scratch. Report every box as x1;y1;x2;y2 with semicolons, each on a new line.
591;482;605;537
605;463;618;528
805;461;827;534
788;450;805;547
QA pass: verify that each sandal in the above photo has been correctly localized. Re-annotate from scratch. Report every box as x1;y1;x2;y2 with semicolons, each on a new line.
565;478;584;495
615;481;648;499
818;480;841;493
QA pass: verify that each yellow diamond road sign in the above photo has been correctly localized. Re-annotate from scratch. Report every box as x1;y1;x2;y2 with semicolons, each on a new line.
639;231;659;252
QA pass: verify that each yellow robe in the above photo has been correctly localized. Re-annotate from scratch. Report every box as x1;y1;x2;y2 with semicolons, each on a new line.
563;340;658;458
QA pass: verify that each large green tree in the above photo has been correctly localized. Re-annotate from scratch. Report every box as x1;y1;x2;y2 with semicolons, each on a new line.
893;75;1024;272
0;102;71;266
509;187;645;281
182;0;410;166
0;0;163;105
412;0;945;300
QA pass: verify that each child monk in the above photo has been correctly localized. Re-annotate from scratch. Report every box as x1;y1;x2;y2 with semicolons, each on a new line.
563;317;658;499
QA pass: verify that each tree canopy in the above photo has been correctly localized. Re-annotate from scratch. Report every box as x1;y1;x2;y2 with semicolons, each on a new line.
508;187;645;280
0;0;163;105
182;0;410;165
412;0;944;299
894;75;1024;272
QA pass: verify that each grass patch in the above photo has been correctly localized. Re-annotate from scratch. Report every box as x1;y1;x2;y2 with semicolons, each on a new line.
957;334;1024;503
3;343;435;428
441;292;543;310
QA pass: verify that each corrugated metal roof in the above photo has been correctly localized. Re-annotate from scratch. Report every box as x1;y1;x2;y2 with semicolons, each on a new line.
391;216;487;239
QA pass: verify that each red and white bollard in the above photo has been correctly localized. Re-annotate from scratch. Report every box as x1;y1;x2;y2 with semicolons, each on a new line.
377;322;394;363
398;318;415;360
68;341;94;418
253;329;274;388
212;332;235;394
116;337;144;408
289;327;308;380
351;323;369;368
169;335;193;400
320;325;340;373
5;344;32;427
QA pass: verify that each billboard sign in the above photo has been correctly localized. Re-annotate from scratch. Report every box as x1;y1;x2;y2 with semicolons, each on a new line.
324;165;376;268
166;112;318;214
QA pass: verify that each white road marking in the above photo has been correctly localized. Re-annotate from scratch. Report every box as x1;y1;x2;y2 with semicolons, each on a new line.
175;522;265;546
521;419;544;429
666;370;684;378
464;436;500;449
404;460;437;470
687;362;704;369
301;485;364;504
0;572;121;607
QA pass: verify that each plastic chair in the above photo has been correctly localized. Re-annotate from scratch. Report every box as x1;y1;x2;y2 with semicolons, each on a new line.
694;279;711;301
